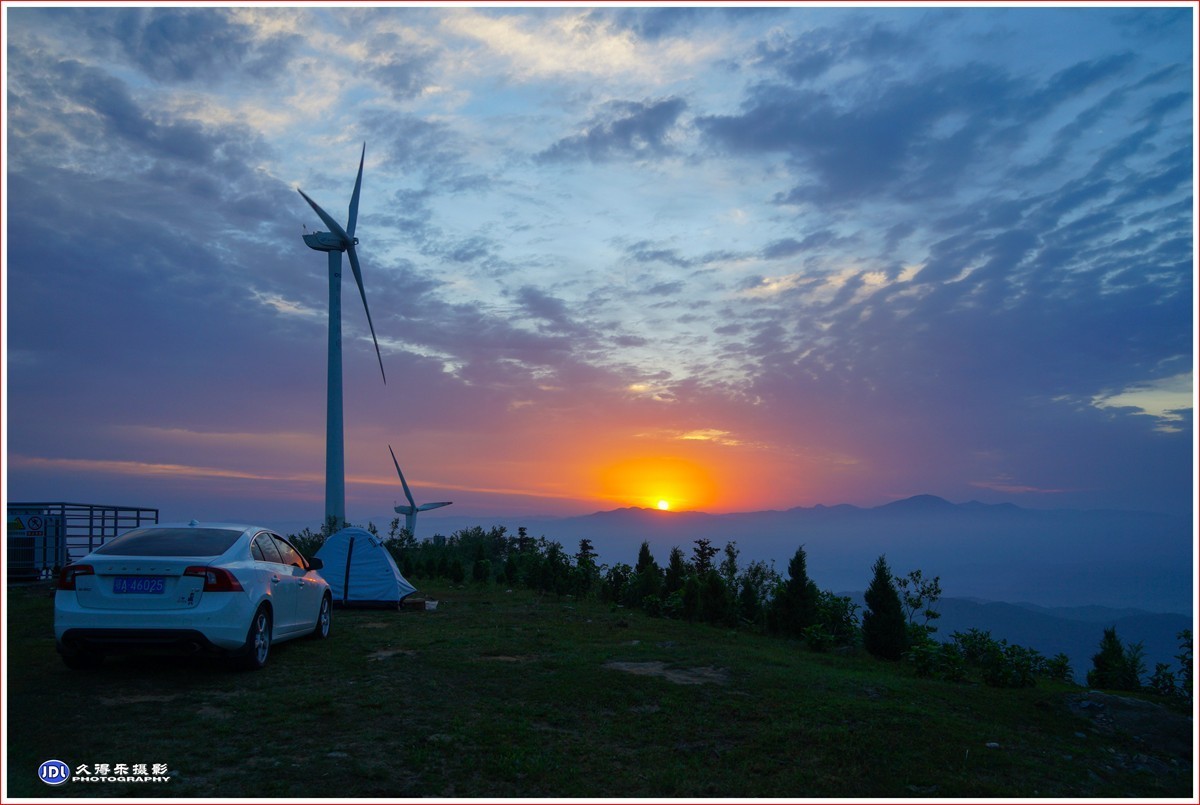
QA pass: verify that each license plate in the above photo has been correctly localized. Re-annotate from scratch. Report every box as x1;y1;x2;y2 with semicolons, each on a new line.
113;576;165;594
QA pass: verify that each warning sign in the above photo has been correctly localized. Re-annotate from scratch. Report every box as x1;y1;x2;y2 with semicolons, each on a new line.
25;516;45;536
8;517;25;531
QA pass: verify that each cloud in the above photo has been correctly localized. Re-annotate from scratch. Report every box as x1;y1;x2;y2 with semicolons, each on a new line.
1092;373;1194;432
34;7;298;84
440;9;721;84
752;18;919;83
697;17;1147;210
9;455;317;483
537;97;688;163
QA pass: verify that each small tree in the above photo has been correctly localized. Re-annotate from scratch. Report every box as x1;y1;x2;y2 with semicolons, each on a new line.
1087;626;1143;691
681;574;701;621
628;541;663;609
699;570;732;625
736;559;780;626
1176;630;1193;703
601;563;633;604
691;539;719;577
862;555;906;660
719;541;740;594
573;539;600;595
664;546;688;595
895;568;942;642
770;545;820;637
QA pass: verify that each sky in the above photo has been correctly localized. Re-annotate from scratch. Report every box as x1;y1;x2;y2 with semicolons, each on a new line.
2;3;1196;531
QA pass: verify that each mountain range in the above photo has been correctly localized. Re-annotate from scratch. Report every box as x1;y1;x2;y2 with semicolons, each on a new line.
415;494;1193;615
899;596;1191;685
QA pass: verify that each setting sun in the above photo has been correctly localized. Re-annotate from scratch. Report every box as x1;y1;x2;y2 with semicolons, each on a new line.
595;455;717;511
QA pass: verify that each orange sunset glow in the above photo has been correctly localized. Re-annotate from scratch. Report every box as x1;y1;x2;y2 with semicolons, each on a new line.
595;456;717;511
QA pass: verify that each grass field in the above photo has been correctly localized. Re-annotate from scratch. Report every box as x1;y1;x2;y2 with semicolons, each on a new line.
5;582;1194;798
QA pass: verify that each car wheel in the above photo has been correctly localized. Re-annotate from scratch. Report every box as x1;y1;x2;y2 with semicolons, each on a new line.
236;605;272;670
61;650;103;670
311;594;332;639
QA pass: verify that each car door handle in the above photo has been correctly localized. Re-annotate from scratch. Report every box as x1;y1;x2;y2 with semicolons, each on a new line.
271;576;280;584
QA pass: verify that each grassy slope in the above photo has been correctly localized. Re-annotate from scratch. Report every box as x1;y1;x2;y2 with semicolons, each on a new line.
4;583;1193;798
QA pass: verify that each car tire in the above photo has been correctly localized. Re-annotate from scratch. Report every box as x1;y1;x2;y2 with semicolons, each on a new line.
235;605;272;671
61;650;104;670
310;594;332;639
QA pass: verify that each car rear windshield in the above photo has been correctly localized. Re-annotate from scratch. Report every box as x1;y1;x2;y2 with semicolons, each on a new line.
93;528;243;557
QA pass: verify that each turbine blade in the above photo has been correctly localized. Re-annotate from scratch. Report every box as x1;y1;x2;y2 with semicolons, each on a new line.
346;245;386;384
297;189;351;244
389;445;418;509
347;143;365;239
393;506;416;516
418;502;452;512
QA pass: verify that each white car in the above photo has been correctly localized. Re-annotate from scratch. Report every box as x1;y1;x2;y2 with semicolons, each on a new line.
55;522;332;670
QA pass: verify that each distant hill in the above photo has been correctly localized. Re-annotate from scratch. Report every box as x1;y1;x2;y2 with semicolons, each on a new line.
418;495;1192;614
888;596;1191;685
396;494;1194;613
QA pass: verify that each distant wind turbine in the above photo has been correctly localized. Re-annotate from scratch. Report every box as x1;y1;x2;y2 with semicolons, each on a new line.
298;143;386;528
389;445;452;539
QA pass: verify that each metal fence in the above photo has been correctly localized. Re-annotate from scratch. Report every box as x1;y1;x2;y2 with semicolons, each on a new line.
6;503;159;579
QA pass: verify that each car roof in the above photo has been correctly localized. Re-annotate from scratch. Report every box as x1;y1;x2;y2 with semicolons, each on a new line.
141;522;277;536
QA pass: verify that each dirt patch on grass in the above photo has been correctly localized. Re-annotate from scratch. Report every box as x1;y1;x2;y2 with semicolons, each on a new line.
480;654;537;663
367;648;416;661
604;661;729;686
98;694;179;705
357;622;391;629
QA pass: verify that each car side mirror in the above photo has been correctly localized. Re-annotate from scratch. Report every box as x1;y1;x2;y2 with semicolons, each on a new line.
307;557;324;571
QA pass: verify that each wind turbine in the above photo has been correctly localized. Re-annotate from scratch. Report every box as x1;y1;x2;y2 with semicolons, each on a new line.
297;143;386;529
389;445;452;540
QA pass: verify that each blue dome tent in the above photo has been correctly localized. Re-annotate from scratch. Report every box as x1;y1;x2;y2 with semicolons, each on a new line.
314;527;416;607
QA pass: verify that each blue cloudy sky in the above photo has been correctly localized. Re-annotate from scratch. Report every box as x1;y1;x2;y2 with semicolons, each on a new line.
3;4;1195;528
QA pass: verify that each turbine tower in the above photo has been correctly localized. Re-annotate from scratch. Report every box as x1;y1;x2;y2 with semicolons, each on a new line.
389;445;452;540
297;144;386;529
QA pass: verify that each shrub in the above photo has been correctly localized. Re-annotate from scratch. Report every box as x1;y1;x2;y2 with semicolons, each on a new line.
472;558;492;584
663;590;685;619
736;560;780;626
288;529;325;559
950;629;1041;688
1149;663;1178;697
904;641;941;678
640;594;663;618
1045;653;1074;684
981;643;1042;688
814;589;860;648
600;563;632;605
1175;630;1193;703
937;642;968;682
802;624;835;653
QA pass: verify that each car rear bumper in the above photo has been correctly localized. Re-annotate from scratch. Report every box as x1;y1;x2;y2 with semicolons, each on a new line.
58;628;235;656
54;590;255;652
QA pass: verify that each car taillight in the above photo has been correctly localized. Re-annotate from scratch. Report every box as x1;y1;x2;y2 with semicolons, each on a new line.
57;564;95;591
183;566;244;592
